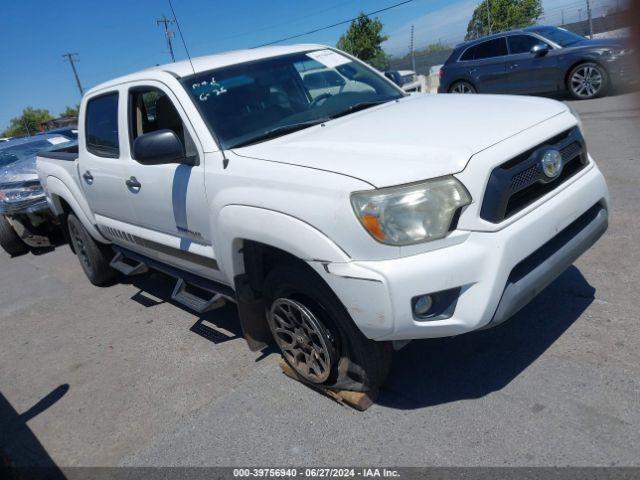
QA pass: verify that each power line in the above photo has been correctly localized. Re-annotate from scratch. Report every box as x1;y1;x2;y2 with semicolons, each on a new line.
62;52;84;96
254;0;414;48
201;0;358;46
157;14;176;62
168;0;195;74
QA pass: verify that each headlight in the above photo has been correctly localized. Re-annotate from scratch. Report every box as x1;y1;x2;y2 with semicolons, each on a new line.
350;176;471;246
610;47;634;56
0;182;46;214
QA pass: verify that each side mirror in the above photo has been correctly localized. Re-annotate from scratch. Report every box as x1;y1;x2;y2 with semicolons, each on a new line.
132;129;186;165
531;44;550;57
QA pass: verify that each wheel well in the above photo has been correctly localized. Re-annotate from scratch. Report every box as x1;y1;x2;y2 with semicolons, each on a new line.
53;195;74;252
240;240;310;298
564;59;609;89
233;239;323;351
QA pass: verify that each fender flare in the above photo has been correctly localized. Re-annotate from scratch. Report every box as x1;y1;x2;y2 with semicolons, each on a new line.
45;176;109;242
215;205;350;280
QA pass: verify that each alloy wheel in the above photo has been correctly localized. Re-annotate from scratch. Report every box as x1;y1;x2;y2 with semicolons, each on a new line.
268;298;335;383
451;82;474;94
570;65;603;99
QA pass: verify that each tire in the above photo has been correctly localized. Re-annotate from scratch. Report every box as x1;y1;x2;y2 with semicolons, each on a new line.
264;264;392;392
0;215;29;257
449;80;476;94
567;62;608;100
66;213;117;286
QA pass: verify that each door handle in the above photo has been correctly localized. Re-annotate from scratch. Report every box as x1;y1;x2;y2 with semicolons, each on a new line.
82;171;94;183
509;63;519;69
125;176;141;191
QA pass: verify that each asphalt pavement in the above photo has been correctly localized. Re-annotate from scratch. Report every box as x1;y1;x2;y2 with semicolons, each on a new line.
1;92;639;468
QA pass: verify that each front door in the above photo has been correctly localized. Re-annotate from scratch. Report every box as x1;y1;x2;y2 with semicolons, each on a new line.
122;82;222;281
505;35;559;94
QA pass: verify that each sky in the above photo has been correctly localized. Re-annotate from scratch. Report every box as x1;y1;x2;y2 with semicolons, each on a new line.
0;0;619;131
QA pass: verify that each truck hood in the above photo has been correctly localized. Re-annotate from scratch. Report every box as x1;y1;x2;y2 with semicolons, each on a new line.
232;94;567;188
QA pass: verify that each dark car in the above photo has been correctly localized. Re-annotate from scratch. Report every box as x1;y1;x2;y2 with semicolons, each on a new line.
36;126;78;140
438;26;636;99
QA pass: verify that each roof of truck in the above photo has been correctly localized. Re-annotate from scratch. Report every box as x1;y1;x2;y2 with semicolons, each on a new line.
87;44;328;95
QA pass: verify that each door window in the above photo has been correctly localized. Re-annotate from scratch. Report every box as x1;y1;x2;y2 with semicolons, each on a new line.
460;38;508;61
508;35;548;54
85;92;119;158
128;87;197;160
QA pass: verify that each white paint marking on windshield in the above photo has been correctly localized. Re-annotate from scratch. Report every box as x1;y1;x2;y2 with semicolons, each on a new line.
192;77;227;102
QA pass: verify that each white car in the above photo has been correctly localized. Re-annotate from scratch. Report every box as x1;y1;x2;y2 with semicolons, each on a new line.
36;44;609;392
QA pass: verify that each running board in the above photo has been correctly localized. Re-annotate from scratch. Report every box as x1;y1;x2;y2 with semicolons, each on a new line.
171;278;226;314
110;251;149;276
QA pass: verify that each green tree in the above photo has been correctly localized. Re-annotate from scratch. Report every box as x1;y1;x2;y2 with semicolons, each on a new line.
465;0;543;40
59;105;79;117
337;13;390;70
2;107;54;137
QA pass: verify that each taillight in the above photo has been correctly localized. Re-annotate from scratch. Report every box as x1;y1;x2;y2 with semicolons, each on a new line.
438;68;444;79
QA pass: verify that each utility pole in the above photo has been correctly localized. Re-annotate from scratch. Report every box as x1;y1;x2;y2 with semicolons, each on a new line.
62;53;84;96
157;15;176;63
486;0;492;34
410;25;416;73
586;0;594;38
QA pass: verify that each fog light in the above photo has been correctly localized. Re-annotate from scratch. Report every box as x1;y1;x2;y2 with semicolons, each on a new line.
413;295;433;316
411;287;462;321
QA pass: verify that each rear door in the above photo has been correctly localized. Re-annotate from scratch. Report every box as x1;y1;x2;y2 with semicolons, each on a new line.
505;34;559;94
463;38;509;93
79;91;138;228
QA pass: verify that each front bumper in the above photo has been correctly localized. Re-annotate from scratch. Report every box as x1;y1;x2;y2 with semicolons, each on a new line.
607;53;640;87
313;163;609;341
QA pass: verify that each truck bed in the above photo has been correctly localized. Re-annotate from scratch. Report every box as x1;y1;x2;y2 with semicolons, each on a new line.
38;144;79;162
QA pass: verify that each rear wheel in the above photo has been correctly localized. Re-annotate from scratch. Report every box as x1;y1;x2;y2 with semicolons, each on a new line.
67;213;117;286
568;62;608;99
449;81;476;94
264;264;392;391
0;215;29;257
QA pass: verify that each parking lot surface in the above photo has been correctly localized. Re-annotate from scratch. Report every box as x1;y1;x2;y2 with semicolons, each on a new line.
1;92;639;468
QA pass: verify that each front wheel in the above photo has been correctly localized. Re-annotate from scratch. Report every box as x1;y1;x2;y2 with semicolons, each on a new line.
67;213;117;286
264;264;392;392
568;63;608;99
449;81;476;94
0;215;29;257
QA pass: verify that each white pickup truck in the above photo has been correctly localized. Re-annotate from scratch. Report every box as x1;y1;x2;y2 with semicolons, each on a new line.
37;45;609;392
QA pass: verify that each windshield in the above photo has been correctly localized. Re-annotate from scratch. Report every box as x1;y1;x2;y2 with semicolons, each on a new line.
530;26;586;47
0;136;75;168
182;49;403;149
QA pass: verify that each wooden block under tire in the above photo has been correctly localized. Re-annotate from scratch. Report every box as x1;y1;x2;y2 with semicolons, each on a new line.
278;357;376;411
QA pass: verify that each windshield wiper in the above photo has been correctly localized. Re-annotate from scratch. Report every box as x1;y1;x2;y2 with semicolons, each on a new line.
328;99;395;120
230;119;328;148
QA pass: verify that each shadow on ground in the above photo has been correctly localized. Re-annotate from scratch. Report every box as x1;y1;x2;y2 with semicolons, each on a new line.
0;385;67;477
123;271;244;345
376;266;595;409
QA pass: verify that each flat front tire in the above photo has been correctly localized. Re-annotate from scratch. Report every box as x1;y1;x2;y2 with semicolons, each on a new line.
0;215;29;257
264;264;392;392
67;213;117;286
